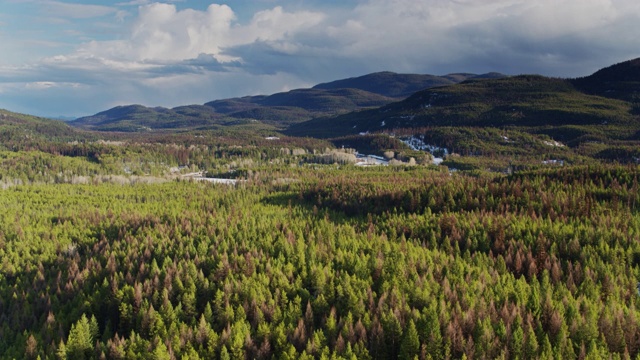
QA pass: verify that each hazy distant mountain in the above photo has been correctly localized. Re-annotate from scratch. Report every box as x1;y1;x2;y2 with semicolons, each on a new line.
72;72;503;132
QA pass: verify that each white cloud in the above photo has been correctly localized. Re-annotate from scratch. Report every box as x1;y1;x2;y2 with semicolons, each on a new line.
1;0;640;117
116;0;151;5
40;0;117;19
24;81;83;90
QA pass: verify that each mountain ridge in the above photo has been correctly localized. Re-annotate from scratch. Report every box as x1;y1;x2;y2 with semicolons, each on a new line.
71;71;506;131
287;60;640;140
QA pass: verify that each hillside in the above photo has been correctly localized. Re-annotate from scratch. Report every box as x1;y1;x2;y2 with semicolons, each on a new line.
72;89;395;131
572;58;640;103
205;88;395;124
312;71;505;98
0;108;92;147
70;104;230;132
287;75;638;140
71;72;501;132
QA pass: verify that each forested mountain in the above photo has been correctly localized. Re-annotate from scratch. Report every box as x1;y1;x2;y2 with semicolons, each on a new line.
571;58;640;102
70;105;228;132
287;74;639;139
204;88;395;125
312;71;505;98
71;72;503;132
0;108;94;149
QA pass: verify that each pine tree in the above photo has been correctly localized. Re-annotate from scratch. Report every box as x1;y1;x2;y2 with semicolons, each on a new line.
66;314;94;359
524;325;539;359
399;320;420;360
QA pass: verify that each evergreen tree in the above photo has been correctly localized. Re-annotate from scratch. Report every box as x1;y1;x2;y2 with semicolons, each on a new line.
399;320;420;360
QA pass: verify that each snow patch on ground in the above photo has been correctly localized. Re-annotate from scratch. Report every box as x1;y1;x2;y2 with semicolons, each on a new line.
355;154;389;166
543;140;565;147
398;135;449;165
400;135;449;155
195;178;240;184
181;171;241;185
542;159;564;165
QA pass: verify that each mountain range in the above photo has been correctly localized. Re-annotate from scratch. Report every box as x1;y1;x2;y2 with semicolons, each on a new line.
2;57;640;163
70;72;506;131
67;59;640;146
288;74;637;140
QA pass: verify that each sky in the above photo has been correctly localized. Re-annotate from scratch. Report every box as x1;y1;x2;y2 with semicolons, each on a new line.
1;0;639;118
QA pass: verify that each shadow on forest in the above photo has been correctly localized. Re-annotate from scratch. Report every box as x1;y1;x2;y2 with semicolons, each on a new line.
260;191;368;227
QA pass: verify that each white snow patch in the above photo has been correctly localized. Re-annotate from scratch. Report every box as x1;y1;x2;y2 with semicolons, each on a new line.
180;171;241;185
543;140;565;147
398;135;449;166
399;135;449;155
355;154;389;166
195;178;240;184
542;159;564;165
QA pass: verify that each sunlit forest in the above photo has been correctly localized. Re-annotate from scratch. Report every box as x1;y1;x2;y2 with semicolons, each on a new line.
1;103;640;359
1;134;639;359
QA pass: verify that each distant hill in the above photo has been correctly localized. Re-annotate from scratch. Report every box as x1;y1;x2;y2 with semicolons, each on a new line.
205;88;395;125
71;104;229;132
73;88;395;131
0;109;92;150
313;71;506;98
571;58;640;103
287;74;638;139
72;72;503;132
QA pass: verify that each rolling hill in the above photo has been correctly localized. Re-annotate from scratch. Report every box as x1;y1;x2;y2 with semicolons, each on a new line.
312;71;505;98
571;57;640;103
69;104;231;132
0;108;92;147
287;73;639;141
71;72;504;132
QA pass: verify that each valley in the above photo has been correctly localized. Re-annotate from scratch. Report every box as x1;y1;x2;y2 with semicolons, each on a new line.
0;58;639;359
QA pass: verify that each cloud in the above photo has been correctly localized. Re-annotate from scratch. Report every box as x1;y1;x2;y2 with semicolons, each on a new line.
116;0;151;5
39;0;117;19
116;0;185;5
29;3;327;82
1;0;640;117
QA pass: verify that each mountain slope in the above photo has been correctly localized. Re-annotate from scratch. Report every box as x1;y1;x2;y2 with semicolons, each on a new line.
572;58;640;103
0;109;88;143
205;88;395;125
71;104;228;132
72;72;503;132
287;75;636;138
73;88;397;131
313;71;506;98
